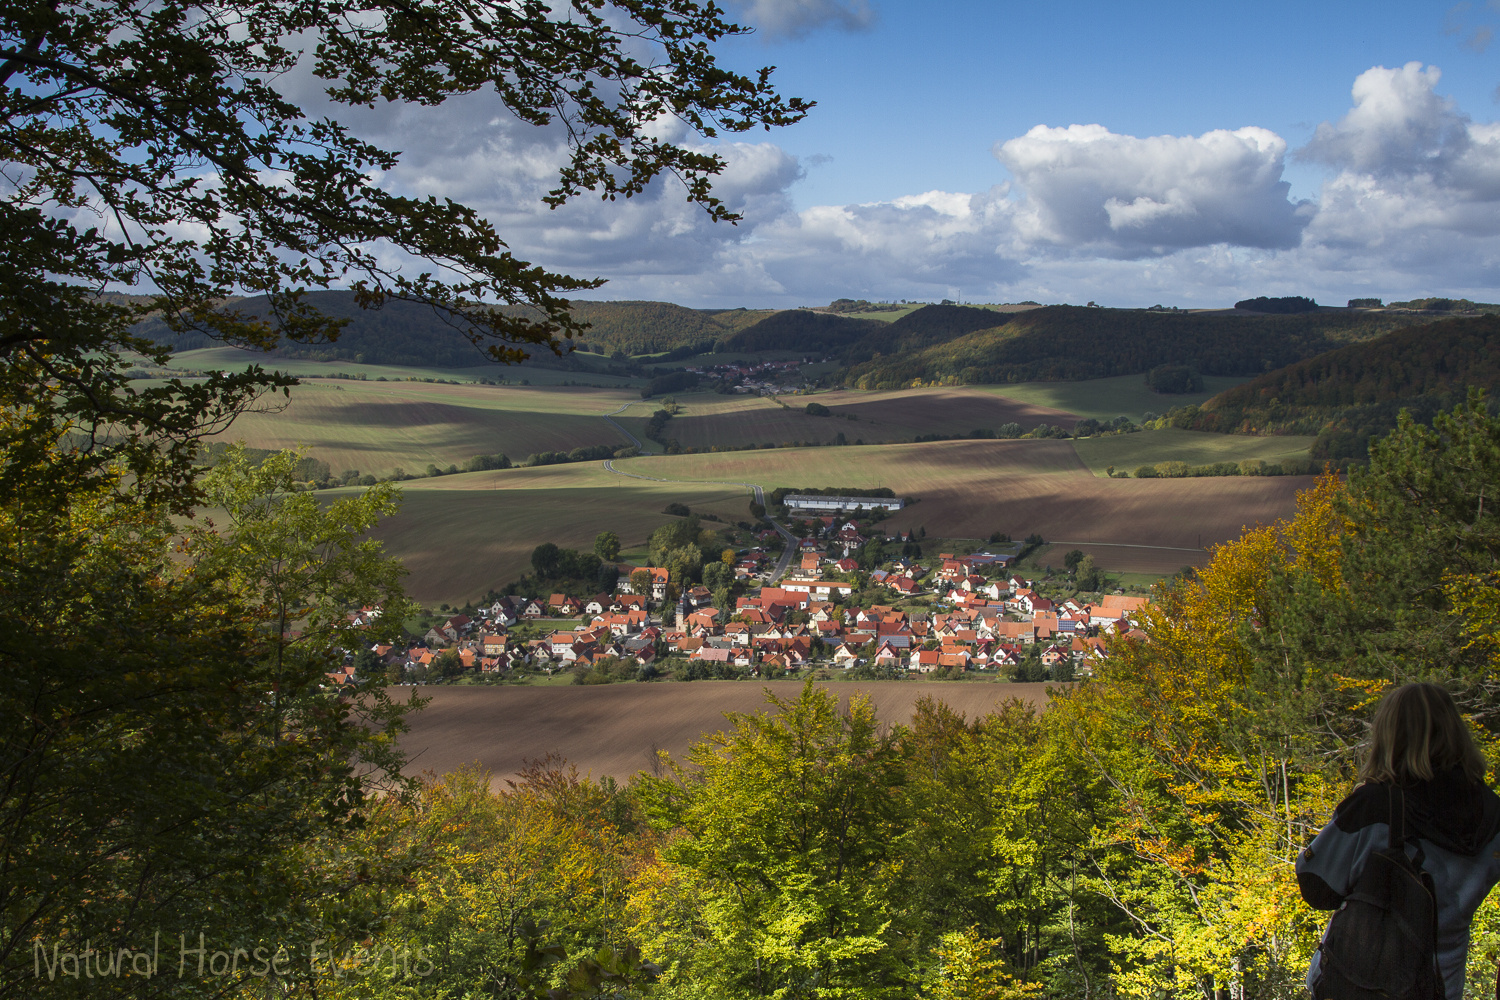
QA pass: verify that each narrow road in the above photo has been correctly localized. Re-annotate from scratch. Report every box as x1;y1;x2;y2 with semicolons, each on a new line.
602;400;650;454
599;462;798;583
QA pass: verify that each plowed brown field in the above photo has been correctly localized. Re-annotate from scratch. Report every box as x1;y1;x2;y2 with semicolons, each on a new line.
623;442;1313;570
396;681;1053;784
661;387;1079;450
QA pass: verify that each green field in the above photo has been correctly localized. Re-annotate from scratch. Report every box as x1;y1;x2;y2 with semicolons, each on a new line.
170;346;640;387
172;372;1324;602
980;374;1250;422
202;379;640;476
1071;428;1318;477
362;462;754;603
635;387;1078;451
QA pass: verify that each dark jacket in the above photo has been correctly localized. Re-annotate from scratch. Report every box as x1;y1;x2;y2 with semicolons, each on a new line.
1297;769;1500;1000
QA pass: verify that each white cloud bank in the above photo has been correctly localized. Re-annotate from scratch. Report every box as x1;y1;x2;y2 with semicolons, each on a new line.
355;62;1500;308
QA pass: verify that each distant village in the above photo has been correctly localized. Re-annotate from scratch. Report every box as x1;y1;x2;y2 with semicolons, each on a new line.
683;357;814;395
330;499;1150;685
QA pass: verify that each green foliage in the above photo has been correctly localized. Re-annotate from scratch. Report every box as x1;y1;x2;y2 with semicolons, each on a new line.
806;401;832;416
1234;295;1320;313
701;560;734;592
644;407;676;446
521;444;618;468
1387;297;1498;312
594;530;621;563
0;445;418;994
643;370;702;398
1200;315;1500;458
466;451;513;472
1145;363;1205;394
334;763;647;1000
634;682;913;997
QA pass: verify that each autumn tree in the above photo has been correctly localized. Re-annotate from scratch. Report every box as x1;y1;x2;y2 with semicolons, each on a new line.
594;531;622;564
633;683;914;997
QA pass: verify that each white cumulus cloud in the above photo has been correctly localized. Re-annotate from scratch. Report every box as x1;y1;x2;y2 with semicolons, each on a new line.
995;124;1311;255
1299;62;1500;257
258;56;1500;309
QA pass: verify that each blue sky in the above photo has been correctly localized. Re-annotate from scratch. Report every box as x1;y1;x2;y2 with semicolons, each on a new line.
359;0;1500;309
733;0;1498;208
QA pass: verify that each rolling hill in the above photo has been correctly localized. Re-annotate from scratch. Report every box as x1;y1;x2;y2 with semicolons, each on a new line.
135;292;765;367
840;306;1430;389
1195;314;1500;459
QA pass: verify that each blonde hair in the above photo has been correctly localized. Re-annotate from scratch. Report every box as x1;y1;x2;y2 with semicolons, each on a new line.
1358;682;1487;785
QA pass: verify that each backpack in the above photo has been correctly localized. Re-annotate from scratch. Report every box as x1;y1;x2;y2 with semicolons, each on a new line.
1312;785;1445;1000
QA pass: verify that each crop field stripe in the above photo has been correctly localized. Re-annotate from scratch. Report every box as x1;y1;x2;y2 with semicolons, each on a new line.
1047;540;1207;553
1071;427;1318;477
398;681;1056;784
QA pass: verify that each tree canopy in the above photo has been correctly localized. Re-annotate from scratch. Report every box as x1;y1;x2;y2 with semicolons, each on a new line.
0;0;809;499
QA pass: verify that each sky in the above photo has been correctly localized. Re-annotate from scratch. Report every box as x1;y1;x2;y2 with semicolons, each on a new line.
362;0;1500;309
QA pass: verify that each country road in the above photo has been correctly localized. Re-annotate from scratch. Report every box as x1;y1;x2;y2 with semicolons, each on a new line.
600;460;798;582
602;401;648;454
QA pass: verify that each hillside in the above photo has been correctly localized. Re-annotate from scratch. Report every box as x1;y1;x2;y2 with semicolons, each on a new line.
135;292;752;367
841;306;1428;389
1196;314;1500;459
717;303;1007;360
718;309;889;353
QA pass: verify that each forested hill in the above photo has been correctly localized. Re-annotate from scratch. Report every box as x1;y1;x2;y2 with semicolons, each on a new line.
135;292;772;366
717;309;889;353
839;306;1427;389
718;303;1008;358
1192;314;1500;459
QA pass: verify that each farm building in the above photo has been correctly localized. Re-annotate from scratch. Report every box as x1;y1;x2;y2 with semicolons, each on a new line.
783;494;905;514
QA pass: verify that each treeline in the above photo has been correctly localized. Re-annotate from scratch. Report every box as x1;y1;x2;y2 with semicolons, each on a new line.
1128;457;1316;478
642;371;700;398
305;394;1500;1000
1234;295;1319;313
841;306;1428;389
1386;296;1500;313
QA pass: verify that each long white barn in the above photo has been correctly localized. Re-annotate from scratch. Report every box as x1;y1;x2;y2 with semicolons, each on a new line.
783;494;905;513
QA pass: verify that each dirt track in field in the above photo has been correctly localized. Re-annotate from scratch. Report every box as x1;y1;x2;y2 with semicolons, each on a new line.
395;681;1053;784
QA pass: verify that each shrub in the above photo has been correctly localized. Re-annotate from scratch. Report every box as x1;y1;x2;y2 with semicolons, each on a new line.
1144;364;1204;394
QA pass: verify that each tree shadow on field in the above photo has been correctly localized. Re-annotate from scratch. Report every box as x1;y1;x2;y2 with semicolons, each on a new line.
317;400;488;427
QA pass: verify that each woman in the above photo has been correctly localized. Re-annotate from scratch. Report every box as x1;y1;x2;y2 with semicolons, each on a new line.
1298;682;1500;1000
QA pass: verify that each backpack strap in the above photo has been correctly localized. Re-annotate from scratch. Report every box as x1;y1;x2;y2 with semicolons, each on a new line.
1390;784;1429;870
1388;783;1405;850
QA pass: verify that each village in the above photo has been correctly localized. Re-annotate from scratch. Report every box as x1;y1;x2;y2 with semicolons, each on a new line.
331;506;1152;686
